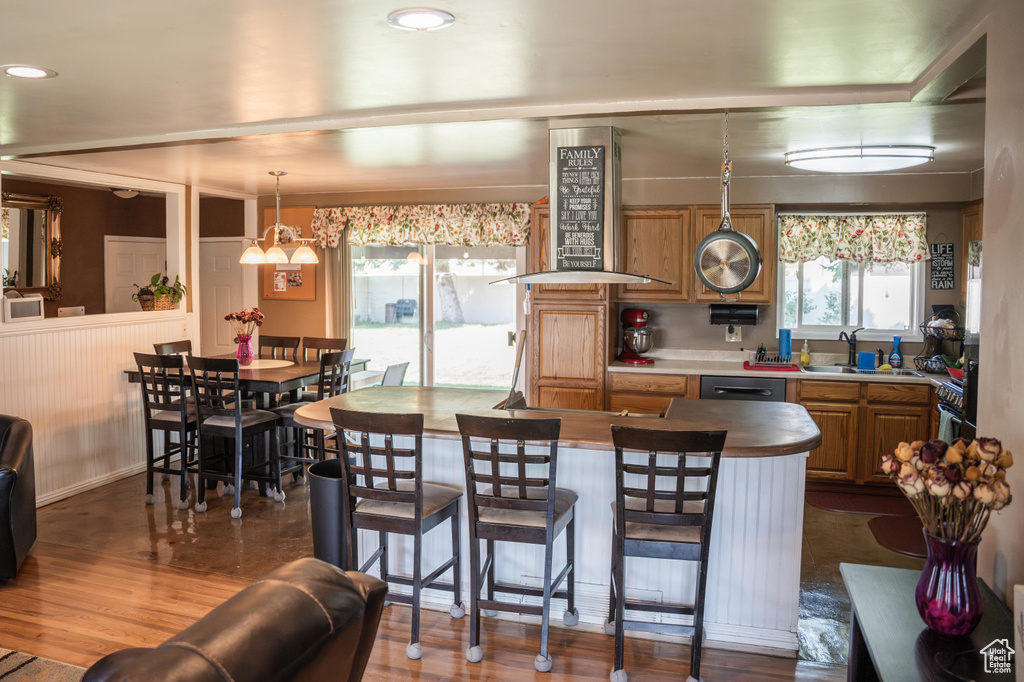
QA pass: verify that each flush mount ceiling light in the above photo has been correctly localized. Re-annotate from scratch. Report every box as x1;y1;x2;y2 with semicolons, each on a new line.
111;188;139;199
239;171;320;265
3;64;58;79
785;146;935;173
387;8;455;31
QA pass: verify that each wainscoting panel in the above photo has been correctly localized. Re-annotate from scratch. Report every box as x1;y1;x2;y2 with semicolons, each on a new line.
0;315;191;504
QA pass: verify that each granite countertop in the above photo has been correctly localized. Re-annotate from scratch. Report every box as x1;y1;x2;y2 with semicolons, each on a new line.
608;350;940;385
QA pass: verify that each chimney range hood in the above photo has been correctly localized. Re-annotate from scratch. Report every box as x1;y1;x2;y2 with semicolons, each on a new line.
492;127;671;286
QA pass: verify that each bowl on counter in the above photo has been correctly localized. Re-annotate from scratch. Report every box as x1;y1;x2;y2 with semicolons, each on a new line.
947;367;964;381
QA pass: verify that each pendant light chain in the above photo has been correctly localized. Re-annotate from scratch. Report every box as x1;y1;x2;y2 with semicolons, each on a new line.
723;111;730;164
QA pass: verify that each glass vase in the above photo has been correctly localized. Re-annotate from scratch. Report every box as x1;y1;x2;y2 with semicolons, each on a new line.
235;334;255;366
915;530;983;636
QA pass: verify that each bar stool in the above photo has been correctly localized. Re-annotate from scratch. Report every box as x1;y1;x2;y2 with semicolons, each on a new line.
606;425;727;682
331;408;463;661
258;335;300;360
133;352;197;509
301;336;347;360
300;348;354;402
153;340;192;356
189;356;283;518
455;413;578;673
273;350;352;475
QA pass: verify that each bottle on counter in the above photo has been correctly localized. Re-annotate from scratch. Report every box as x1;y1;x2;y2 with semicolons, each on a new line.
876;348;884;367
800;340;811;367
889;337;904;369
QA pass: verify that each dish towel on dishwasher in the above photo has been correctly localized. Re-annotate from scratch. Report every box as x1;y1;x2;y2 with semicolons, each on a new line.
937;409;959;444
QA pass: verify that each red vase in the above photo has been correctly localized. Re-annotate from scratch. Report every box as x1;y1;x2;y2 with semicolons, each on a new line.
915;530;983;636
236;334;255;366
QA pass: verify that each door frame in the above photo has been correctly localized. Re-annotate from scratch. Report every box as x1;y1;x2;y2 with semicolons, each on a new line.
198;236;256;354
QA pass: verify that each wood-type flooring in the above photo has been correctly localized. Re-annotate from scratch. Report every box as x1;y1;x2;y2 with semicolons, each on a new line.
0;472;857;680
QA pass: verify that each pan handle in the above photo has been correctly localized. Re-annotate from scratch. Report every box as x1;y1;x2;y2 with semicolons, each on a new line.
718;291;742;302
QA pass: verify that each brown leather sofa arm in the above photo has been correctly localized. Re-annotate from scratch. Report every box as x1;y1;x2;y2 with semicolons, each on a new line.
0;414;36;581
83;558;388;682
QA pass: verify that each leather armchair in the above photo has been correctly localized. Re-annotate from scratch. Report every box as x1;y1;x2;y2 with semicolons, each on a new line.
0;414;36;581
83;558;388;682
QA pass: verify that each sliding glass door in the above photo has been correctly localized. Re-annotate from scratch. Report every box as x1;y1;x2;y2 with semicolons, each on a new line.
351;244;520;389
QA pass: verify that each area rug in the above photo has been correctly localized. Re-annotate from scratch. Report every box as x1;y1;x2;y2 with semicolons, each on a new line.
806;491;915;516
867;514;928;558
0;648;85;681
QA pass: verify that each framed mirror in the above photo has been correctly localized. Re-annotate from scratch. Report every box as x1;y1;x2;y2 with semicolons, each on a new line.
1;191;62;300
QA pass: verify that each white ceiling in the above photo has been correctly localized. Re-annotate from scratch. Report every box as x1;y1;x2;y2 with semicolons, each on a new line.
0;0;990;195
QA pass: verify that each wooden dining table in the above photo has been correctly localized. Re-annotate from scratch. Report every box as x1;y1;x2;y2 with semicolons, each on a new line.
125;355;369;408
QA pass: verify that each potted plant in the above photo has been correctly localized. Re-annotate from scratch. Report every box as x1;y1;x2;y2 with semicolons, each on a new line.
133;273;187;311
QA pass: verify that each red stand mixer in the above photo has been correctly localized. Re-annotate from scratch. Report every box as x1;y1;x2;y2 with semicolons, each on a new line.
618;308;655;365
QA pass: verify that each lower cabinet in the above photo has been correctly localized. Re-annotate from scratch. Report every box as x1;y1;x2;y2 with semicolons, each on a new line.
530;302;608;410
797;380;932;485
606;372;695;413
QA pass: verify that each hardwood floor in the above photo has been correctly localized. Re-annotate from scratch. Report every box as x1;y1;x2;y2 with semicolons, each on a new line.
0;473;848;680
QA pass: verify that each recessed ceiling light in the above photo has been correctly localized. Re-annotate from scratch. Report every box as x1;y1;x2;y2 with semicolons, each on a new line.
785;146;935;173
387;8;455;31
3;65;58;79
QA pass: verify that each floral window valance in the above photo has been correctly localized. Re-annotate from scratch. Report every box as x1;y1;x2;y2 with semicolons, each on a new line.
779;213;930;264
310;203;531;248
1;208;8;240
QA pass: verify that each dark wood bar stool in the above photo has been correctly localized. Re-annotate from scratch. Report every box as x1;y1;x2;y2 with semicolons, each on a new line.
153;340;192;356
300;348;354;402
331;408;463;661
273;350;352;475
455;413;578;673
133;352;198;509
301;336;347;360
258;335;300;360
189;357;283;518
606;425;727;682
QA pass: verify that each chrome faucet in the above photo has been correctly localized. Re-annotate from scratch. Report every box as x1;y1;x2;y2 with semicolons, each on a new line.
838;328;865;366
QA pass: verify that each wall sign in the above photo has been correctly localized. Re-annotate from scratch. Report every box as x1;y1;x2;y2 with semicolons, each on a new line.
554;145;604;271
930;242;954;290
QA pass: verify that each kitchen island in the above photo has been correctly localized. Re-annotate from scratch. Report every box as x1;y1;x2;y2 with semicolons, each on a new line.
295;387;821;654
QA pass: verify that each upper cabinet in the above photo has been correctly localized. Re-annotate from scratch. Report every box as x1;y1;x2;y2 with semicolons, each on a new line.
617;207;693;301
960;200;982;309
692;205;776;304
529;205;608;302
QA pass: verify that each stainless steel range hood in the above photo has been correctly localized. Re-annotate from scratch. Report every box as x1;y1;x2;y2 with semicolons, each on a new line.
493;127;671;286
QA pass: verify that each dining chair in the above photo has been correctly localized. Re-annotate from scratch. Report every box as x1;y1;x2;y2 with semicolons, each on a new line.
153;340;192;356
301;348;355;402
332;407;464;662
380;362;410;386
258;335;300;360
605;425;727;682
455;413;578;673
274;350;352;475
301;336;347;360
133;352;198;510
189;356;283;518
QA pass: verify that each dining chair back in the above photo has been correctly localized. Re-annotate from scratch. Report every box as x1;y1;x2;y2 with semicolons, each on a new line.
455;413;578;672
331;407;464;660
258;335;300;360
606;425;727;682
380;362;410;386
153;340;192;356
302;336;347;360
133;352;197;509
188;356;282;518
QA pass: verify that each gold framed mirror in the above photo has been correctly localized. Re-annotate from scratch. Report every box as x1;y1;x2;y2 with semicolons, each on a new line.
1;191;63;300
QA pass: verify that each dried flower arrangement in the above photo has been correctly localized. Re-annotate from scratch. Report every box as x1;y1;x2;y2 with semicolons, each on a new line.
224;307;264;337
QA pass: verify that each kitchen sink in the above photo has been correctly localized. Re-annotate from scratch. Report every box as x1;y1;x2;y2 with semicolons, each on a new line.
802;365;858;374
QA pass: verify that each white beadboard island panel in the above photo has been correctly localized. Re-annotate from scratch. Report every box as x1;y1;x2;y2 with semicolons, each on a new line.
362;434;807;654
0;312;192;504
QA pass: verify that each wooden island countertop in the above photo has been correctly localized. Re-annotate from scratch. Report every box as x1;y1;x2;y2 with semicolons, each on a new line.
293;386;821;457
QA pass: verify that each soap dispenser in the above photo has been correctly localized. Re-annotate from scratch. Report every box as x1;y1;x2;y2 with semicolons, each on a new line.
800;340;811;367
889;337;904;369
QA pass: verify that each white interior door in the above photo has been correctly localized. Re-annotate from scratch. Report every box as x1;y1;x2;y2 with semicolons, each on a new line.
199;238;245;355
104;236;167;313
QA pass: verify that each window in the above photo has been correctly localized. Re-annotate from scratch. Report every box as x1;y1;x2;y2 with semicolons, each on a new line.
777;213;927;340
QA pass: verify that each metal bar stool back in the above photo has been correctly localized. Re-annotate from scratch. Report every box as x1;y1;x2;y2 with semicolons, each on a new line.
607;425;727;682
331;407;464;661
133;352;197;509
188;356;283;518
258;335;300;360
455;413;578;673
301;336;347;360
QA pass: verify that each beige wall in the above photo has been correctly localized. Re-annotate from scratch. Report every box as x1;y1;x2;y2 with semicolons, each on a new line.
978;0;1024;605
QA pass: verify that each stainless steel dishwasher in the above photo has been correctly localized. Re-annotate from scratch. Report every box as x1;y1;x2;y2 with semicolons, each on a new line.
699;375;787;401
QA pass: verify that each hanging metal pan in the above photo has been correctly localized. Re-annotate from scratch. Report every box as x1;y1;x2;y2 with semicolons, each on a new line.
693;160;762;297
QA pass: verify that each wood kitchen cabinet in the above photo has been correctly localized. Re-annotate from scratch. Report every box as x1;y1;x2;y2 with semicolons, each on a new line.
530;302;608;410
960;199;982;309
528;205;608;303
605;372;696;413
616;207;693;301
693;205;776;304
797;379;932;486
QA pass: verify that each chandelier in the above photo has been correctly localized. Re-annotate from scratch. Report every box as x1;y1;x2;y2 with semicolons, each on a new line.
240;171;319;264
